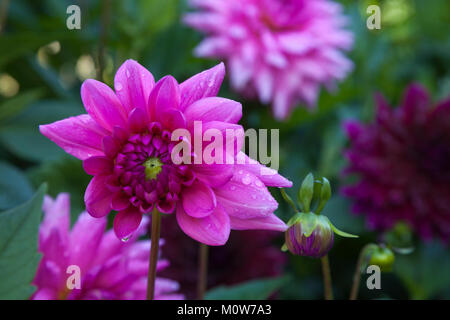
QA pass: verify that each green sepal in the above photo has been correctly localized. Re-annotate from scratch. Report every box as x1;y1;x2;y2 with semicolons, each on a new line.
298;212;319;237
316;177;331;214
298;173;314;212
286;212;302;227
325;217;359;238
280;188;298;213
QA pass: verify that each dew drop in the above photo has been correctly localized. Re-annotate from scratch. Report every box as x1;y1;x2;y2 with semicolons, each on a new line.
230;186;236;191
238;170;244;175
255;180;263;187
116;82;123;91
126;70;131;78
242;176;251;185
121;236;131;242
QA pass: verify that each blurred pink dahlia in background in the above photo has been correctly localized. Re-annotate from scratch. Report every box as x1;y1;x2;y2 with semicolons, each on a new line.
342;84;450;243
40;60;291;246
32;193;183;300
184;0;354;120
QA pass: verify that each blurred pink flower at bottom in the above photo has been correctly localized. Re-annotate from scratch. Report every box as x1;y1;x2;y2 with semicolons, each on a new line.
32;193;183;300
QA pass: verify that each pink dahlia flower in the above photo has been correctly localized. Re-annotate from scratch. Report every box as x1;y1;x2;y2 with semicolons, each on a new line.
40;60;292;245
184;0;354;119
32;193;183;300
342;84;450;243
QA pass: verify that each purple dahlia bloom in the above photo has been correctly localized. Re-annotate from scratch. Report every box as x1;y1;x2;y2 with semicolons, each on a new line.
184;0;353;119
32;193;183;300
342;84;450;243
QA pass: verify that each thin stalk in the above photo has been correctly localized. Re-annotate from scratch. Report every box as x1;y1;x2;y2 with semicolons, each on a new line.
349;244;373;300
146;209;161;300
197;243;209;300
321;255;334;300
97;0;111;80
0;0;10;35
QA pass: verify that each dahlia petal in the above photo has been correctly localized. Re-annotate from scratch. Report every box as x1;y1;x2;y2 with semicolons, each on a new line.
83;156;113;175
215;170;278;218
176;204;230;246
69;212;107;271
160;108;187;131
128;107;148;133
32;288;57;300
114;59;155;115
85;175;113;218
179;62;225;111
40;193;70;246
229;214;287;232
113;208;143;240
184;97;242;125
192;163;234;187
401;83;430;125
181;179;217;218
148;76;180;121
235;152;292;188
111;192;131;211
81;79;128;131
201;121;245;162
39;114;108;160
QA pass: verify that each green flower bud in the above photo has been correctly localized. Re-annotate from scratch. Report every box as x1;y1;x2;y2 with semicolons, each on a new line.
368;246;395;272
285;213;334;258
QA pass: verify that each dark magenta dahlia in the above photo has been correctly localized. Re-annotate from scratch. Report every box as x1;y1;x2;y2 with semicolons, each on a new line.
342;84;450;243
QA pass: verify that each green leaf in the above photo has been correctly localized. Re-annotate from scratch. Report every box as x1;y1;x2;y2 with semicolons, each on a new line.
0;184;46;299
205;277;289;300
0;89;44;122
0;162;34;210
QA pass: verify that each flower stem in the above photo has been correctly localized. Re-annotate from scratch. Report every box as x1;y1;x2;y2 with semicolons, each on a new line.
197;243;209;300
97;0;111;80
349;244;373;300
321;255;334;300
146;208;161;300
0;0;10;35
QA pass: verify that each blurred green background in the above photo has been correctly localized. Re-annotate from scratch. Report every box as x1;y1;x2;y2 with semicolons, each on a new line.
0;0;449;299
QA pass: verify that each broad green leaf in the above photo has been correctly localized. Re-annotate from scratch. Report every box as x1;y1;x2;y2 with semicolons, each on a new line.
0;162;33;211
205;277;288;300
0;184;46;299
0;89;44;122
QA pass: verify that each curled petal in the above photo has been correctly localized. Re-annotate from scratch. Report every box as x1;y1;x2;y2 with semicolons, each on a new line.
181;179;217;218
176;204;230;246
179;62;225;111
229;214;287;232
39;114;108;160
184;97;242;126
235;152;292;188
113;208;143;240
81;79;128;131
85;175;113;218
114;59;155;115
147;76;180;121
215;170;278;219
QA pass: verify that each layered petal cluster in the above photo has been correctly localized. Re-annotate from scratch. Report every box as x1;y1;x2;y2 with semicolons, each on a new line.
156;216;286;299
342;84;450;243
32;193;182;300
40;60;292;245
184;0;353;119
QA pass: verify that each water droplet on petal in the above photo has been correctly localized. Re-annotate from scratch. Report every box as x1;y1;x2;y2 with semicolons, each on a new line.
251;195;257;200
230;186;236;191
121;236;131;242
238;170;244;175
255;180;263;187
116;82;123;91
242;176;251;185
126;70;131;78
